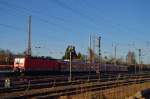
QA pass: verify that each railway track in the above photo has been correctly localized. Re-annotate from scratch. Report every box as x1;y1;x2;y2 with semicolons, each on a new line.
0;73;149;90
0;76;150;99
0;72;149;99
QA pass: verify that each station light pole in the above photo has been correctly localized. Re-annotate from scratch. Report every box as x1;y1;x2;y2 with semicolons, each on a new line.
69;48;72;82
114;46;117;66
134;61;137;74
88;35;92;81
98;36;101;80
138;49;141;73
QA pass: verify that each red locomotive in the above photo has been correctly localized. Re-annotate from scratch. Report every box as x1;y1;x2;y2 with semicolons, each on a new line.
14;57;60;72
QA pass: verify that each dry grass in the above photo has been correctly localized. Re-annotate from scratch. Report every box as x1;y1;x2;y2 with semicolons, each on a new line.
58;82;150;99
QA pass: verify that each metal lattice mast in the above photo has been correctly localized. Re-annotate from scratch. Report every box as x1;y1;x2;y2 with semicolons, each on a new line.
98;36;101;80
88;35;92;80
27;16;32;56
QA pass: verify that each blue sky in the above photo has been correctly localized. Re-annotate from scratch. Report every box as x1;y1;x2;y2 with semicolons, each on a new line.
0;0;150;63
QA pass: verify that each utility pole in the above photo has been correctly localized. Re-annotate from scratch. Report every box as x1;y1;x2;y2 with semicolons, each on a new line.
112;44;117;65
114;46;117;65
93;35;95;62
134;58;137;74
98;36;101;80
68;46;74;82
88;35;92;80
69;49;72;82
27;16;32;56
138;49;141;72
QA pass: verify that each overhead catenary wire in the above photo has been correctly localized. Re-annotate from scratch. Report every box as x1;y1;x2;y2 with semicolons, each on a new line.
77;0;146;41
0;0;66;22
0;0;71;31
51;0;102;30
0;0;147;37
0;0;137;36
51;0;122;33
0;0;111;38
0;23;26;32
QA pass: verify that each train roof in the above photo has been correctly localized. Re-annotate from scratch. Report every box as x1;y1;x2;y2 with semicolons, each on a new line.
15;56;58;60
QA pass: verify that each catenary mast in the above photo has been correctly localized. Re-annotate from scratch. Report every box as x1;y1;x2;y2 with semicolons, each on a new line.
27;16;32;56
